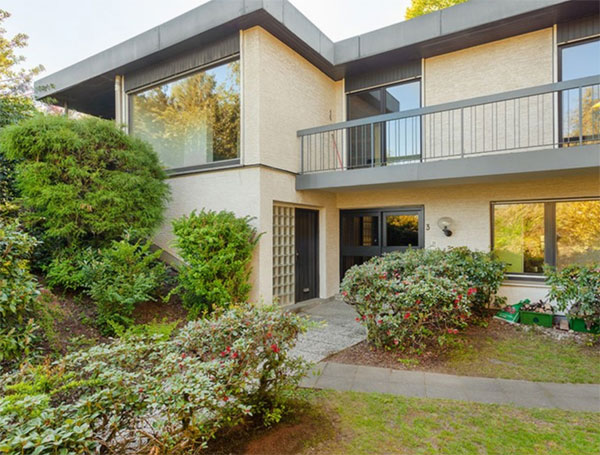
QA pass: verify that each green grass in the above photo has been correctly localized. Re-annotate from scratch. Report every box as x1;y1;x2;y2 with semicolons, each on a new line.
300;390;600;455
438;324;600;383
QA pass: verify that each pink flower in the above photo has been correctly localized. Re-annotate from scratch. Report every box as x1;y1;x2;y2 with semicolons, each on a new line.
181;352;187;359
271;343;280;353
355;317;361;322
223;396;229;402
404;312;411;320
362;315;367;320
393;339;399;345
377;319;383;325
342;291;348;297
467;287;477;296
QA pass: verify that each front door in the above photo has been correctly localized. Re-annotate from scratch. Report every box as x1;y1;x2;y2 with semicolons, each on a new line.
295;208;319;302
340;207;424;279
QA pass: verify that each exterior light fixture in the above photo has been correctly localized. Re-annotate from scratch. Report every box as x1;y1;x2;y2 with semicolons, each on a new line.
437;217;453;237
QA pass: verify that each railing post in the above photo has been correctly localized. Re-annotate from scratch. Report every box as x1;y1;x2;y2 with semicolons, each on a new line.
579;86;583;145
460;108;464;158
370;123;375;167
300;135;304;174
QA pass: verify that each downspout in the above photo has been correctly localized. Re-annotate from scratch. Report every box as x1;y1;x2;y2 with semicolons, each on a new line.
114;75;126;130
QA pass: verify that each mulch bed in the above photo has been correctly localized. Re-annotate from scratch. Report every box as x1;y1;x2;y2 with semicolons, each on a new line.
324;318;520;372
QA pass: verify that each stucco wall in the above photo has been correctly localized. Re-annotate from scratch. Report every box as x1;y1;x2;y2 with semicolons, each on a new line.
241;26;344;173
424;28;554;105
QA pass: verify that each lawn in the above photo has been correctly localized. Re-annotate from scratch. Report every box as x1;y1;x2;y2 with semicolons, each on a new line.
328;318;600;383
209;390;600;455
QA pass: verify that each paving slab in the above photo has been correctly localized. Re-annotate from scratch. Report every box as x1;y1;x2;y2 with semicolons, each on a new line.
290;299;366;363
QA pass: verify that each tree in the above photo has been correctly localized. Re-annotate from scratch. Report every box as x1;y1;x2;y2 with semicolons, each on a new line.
405;0;468;19
0;9;43;127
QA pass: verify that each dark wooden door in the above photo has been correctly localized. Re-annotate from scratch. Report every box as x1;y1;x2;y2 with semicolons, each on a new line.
295;208;319;302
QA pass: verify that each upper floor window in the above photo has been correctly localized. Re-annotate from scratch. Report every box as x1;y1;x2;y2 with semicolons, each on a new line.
129;59;240;172
346;79;421;168
559;39;600;146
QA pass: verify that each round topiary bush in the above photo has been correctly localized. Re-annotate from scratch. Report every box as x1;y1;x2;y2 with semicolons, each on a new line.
0;115;170;262
0;115;170;247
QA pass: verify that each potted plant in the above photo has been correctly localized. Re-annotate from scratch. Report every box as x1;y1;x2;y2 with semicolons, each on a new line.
519;299;555;328
545;264;600;334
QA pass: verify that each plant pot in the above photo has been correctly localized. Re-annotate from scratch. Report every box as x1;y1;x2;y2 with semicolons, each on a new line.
568;318;600;334
520;311;553;328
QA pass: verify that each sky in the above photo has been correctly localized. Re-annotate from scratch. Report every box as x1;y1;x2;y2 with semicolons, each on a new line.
3;0;412;78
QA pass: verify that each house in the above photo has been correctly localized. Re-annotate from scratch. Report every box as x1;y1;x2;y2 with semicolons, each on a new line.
35;0;600;306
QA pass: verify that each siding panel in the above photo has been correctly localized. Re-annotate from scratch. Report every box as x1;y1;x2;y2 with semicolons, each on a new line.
558;15;600;44
124;34;239;92
345;60;421;93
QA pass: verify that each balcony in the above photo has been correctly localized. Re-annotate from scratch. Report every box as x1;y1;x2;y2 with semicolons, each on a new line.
296;76;600;190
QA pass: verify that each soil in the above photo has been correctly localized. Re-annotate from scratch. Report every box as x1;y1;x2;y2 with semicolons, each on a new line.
205;402;337;455
36;275;188;355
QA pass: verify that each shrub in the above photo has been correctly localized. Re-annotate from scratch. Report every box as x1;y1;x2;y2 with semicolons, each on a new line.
0;115;170;264
84;239;168;334
0;303;309;454
172;209;260;318
546;264;600;329
340;248;506;353
0;220;40;363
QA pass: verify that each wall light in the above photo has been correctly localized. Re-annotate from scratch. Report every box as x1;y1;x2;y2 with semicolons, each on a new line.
437;217;453;237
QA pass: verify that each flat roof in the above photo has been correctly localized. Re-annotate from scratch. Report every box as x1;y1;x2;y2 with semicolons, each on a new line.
35;0;598;118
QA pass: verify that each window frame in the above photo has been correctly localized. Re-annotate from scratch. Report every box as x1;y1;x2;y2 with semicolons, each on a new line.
557;37;600;146
490;196;600;281
127;54;241;176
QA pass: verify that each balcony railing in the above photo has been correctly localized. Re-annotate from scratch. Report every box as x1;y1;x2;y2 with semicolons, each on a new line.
298;75;600;174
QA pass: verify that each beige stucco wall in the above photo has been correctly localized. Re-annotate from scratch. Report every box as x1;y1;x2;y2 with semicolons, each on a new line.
241;26;344;173
334;172;600;303
424;28;554;105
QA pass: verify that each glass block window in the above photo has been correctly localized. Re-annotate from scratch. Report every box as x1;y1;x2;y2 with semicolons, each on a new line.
273;205;295;305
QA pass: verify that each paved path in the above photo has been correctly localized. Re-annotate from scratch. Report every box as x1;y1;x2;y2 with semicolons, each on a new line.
300;362;600;412
290;299;366;363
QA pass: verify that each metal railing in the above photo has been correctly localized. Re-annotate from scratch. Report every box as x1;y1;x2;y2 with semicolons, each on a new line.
298;75;600;174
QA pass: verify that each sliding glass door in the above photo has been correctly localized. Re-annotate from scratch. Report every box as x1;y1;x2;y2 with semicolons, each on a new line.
340;207;424;278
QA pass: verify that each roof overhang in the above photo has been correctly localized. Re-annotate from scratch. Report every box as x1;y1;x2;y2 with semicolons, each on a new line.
35;0;599;119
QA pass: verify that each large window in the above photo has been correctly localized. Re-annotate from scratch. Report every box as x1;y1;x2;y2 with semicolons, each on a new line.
559;39;600;146
493;199;600;276
129;59;240;171
346;79;421;168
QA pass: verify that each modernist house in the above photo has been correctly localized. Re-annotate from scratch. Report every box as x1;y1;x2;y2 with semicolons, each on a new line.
36;0;600;306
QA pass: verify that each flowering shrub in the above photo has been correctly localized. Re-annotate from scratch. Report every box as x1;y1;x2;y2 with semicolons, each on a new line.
0;220;40;363
546;264;600;329
341;248;506;353
0;303;309;454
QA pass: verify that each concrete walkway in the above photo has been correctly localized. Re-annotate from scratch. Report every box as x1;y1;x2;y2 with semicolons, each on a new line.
289;299;366;363
300;362;600;412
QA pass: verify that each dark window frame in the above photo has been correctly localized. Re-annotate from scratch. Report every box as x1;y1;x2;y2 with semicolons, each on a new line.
127;55;241;176
557;36;600;146
490;197;600;281
339;205;425;279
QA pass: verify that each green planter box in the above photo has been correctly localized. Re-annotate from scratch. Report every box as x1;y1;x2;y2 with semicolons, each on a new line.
494;302;524;323
520;311;553;328
568;318;600;334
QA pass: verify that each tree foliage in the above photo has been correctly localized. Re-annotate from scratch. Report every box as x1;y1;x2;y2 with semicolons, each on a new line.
405;0;468;19
0;115;170;258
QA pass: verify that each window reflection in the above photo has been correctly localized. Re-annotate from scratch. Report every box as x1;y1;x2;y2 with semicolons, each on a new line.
494;203;545;274
386;215;419;247
341;215;379;247
556;200;600;269
130;60;240;170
